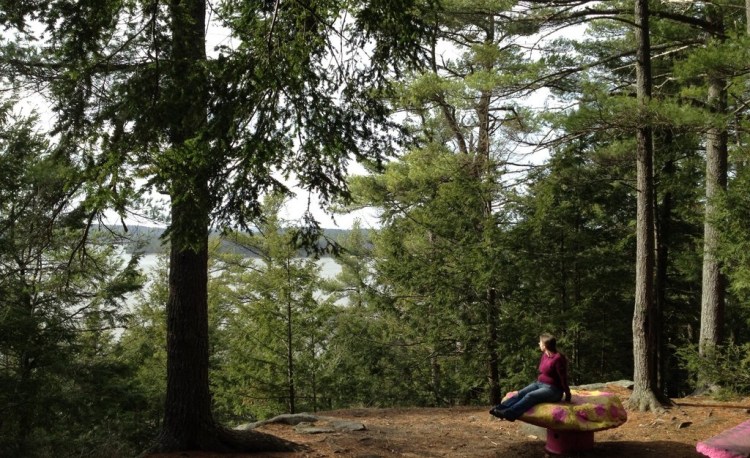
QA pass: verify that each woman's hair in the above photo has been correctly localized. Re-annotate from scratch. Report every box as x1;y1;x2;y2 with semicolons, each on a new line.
540;333;558;352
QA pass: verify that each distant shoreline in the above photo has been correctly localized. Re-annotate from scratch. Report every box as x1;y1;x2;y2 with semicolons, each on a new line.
95;224;363;257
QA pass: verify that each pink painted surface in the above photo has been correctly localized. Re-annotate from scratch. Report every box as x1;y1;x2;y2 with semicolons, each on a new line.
545;430;594;455
696;420;750;458
501;389;627;432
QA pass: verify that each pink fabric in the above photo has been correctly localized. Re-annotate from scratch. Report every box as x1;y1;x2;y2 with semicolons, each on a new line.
696;420;750;458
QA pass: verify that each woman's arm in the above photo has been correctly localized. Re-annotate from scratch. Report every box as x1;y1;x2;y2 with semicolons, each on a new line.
556;356;572;402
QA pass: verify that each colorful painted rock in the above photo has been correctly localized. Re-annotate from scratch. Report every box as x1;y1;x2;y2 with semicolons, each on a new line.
501;389;628;432
696;420;750;458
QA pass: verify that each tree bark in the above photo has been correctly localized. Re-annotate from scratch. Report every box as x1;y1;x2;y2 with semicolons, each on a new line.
698;6;728;387
158;234;220;449
629;0;669;412
151;0;298;452
698;76;728;360
154;0;216;449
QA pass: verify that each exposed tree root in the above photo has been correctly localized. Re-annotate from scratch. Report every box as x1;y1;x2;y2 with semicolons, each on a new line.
626;388;672;414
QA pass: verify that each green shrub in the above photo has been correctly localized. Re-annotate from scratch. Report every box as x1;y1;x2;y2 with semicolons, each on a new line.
675;342;750;397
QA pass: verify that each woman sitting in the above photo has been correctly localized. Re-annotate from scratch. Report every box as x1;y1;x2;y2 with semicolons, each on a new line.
490;333;571;421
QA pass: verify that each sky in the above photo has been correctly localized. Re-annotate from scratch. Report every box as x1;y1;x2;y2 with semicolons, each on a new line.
278;184;381;230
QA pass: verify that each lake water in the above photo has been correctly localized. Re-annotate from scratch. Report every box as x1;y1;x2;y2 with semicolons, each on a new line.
121;253;345;312
135;253;343;279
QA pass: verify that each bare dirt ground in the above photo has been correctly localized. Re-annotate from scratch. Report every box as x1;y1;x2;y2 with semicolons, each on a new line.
148;384;750;458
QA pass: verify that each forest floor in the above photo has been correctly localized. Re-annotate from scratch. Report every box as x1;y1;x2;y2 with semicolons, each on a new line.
147;384;750;458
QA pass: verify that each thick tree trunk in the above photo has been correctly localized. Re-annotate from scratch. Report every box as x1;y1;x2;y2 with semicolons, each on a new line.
698;75;728;359
150;0;297;452
158;233;219;449
629;0;669;412
154;0;216;449
697;5;728;391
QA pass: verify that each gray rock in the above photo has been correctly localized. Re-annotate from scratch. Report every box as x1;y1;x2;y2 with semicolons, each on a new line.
243;413;320;430
572;380;634;390
331;420;367;431
238;412;366;433
294;425;336;434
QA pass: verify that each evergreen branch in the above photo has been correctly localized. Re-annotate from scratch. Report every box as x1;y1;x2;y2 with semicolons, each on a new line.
516;39;702;97
267;0;282;52
502;1;722;37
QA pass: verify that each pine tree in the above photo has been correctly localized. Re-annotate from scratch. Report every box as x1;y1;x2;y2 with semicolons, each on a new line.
0;105;143;456
511;143;636;385
215;195;330;419
4;0;408;452
628;0;669;412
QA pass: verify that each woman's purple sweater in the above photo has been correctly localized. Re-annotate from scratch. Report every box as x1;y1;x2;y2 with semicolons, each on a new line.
537;352;571;397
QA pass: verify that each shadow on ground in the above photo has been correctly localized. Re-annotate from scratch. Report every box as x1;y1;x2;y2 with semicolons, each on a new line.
497;439;697;457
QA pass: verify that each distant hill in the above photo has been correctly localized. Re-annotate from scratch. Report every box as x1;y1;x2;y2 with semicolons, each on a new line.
94;225;361;257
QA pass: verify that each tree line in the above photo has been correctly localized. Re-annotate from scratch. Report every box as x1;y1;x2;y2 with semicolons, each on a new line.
1;0;750;456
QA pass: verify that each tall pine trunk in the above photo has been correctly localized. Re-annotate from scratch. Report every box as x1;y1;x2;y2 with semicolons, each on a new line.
160;231;218;448
629;0;668;411
478;15;502;406
154;0;220;449
151;0;296;452
698;8;728;389
698;77;728;359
